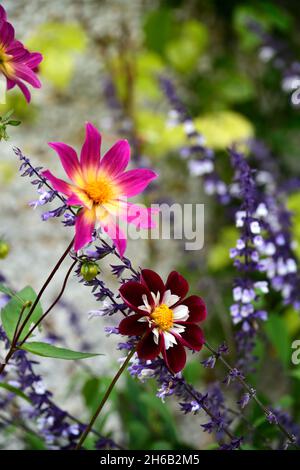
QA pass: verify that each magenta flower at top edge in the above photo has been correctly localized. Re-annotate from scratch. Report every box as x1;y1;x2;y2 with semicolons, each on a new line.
0;5;42;102
42;122;158;256
118;269;206;373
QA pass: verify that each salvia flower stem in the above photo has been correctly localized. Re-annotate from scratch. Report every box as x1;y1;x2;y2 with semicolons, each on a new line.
14;147;300;449
99;243;299;448
179;381;237;442
204;341;298;448
0;326;120;450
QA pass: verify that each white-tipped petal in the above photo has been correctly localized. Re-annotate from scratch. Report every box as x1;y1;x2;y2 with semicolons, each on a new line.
170;324;186;335
173;304;189;321
163;331;177;349
138;293;152;313
151;290;160;306
152;328;160;344
138;305;152;313
162;289;180;307
137;316;150;323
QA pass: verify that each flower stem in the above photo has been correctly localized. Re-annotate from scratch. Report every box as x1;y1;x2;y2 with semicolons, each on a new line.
182;381;237;442
18;259;77;347
75;348;136;450
0;237;74;376
204;341;298;448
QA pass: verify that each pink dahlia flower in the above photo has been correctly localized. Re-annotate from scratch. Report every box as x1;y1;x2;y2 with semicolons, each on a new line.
42;122;158;256
118;269;206;373
0;5;42;102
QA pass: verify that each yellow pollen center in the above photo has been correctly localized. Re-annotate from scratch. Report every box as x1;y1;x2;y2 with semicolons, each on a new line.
0;46;14;76
84;178;115;205
151;304;174;331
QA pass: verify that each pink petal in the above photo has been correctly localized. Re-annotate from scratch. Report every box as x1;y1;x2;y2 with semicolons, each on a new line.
80;122;101;179
116;168;158;197
42;170;73;196
13;64;41;88
123;202;157;228
15;78;31;102
0;5;7;21
98;213;126;257
165;271;189;302
25;52;43;69
100;140;130;177
104;200;157;229
119;281;153;313
137;330;162;360
6;78;16;90
48;142;83;186
67;194;83;206
7;41;29;61
68;188;93;210
140;269;165;299
74;208;96;251
177;324;204;351
118;314;149;336
0;21;14;47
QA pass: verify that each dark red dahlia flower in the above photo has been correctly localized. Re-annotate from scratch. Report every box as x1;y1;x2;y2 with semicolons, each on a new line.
118;269;206;373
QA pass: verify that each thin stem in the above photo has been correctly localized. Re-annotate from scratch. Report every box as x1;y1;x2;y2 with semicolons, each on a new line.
15;238;75;344
204;341;298;448
75;348;136;450
101;238;139;277
0;238;74;376
182;381;237;442
11;302;31;347
18;259;77;347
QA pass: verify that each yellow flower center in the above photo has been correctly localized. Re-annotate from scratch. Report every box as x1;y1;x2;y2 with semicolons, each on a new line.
0;46;14;77
151;304;174;331
85;177;115;205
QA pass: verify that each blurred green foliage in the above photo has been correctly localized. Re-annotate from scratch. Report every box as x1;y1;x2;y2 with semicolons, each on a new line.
27;22;87;89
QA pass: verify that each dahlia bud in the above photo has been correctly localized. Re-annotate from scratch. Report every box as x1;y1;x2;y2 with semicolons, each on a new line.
0;240;9;259
80;262;99;281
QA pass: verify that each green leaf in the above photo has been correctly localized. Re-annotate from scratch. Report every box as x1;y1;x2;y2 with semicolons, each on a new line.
7;120;21;126
165;20;208;73
149;440;173;450
140;393;178;443
264;315;290;367
25;434;46;450
82;377;102;411
1;286;43;342
143;8;174;55
290;369;300;381
20;341;102;360
0;382;31;403
1;109;14;121
26;22;87;89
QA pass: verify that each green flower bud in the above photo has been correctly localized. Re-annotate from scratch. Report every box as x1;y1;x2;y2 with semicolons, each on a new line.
0;240;9;259
80;262;99;281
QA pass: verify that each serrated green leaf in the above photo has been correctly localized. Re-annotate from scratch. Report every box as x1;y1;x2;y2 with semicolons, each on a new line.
1;286;43;342
20;341;102;360
0;382;31;403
